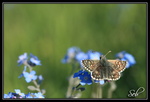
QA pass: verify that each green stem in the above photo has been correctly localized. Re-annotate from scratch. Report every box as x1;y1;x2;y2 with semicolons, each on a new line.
75;83;81;88
91;83;103;98
97;84;102;98
70;61;77;75
107;81;116;98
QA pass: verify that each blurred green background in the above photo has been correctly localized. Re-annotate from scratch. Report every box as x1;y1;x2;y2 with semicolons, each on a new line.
4;3;147;99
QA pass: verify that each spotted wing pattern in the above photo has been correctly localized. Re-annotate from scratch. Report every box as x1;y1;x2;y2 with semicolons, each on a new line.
108;60;127;72
81;59;127;80
81;60;100;72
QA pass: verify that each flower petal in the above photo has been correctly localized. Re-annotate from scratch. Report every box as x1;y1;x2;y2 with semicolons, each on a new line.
30;71;36;75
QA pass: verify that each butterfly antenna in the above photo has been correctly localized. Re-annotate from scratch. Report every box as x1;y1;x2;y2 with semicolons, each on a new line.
104;51;111;57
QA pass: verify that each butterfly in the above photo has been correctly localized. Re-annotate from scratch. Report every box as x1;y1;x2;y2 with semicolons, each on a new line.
81;51;127;81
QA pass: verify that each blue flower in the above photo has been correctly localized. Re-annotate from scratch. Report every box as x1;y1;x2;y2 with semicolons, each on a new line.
17;53;41;67
75;52;88;65
25;93;34;98
37;75;44;85
25;92;45;98
61;55;69;63
115;51;136;68
61;46;81;63
39;75;43;80
73;70;92;85
4;92;14;98
14;89;25;97
87;50;102;60
33;92;44;98
73;70;84;78
94;80;105;85
4;92;21;98
28;53;41;66
23;71;37;83
17;53;28;66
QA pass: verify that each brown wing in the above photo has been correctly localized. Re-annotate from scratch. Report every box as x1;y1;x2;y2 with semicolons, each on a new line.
107;60;127;80
91;65;105;80
82;59;127;81
91;60;127;81
81;60;100;72
107;60;127;72
91;63;121;81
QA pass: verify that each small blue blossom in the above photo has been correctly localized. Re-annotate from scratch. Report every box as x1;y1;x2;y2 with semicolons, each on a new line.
17;53;41;67
17;53;28;66
61;46;81;63
79;72;92;85
37;75;44;85
25;93;34;98
14;89;25;97
4;94;9;98
4;92;13;98
87;50;102;60
33;92;45;98
73;70;85;78
61;55;69;63
67;47;81;56
39;75;43;80
94;80;105;85
18;73;24;79
23;71;37;83
73;70;92;86
28;53;41;66
115;51;136;68
75;52;88;65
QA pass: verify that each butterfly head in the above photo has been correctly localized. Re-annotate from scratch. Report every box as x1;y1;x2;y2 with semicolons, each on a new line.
100;51;111;62
100;55;106;60
100;55;107;63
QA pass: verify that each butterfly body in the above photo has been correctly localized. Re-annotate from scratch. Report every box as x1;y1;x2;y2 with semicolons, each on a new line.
99;55;112;67
81;55;127;81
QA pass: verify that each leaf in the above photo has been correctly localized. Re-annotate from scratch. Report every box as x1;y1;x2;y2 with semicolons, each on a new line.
27;85;37;91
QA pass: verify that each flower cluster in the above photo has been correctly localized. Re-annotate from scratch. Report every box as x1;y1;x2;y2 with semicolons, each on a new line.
17;53;43;83
61;47;81;63
4;53;45;99
4;89;44;98
62;47;102;66
17;53;41;67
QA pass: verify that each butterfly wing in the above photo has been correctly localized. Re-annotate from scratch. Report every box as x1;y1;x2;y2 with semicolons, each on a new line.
82;59;127;81
107;60;127;80
91;65;106;80
82;60;108;80
107;60;127;72
81;60;100;72
91;60;127;80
